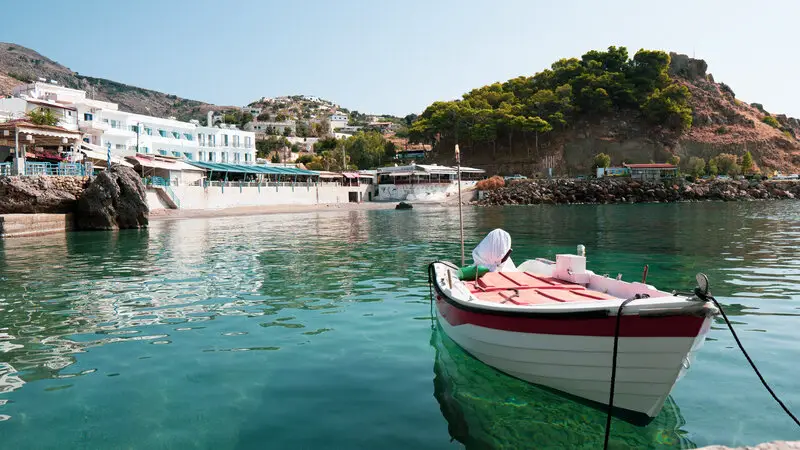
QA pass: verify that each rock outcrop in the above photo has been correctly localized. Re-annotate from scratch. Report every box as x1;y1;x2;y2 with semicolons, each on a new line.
479;178;800;206
0;175;87;214
74;166;148;230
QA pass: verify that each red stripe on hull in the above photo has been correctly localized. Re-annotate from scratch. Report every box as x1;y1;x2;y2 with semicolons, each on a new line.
436;297;705;338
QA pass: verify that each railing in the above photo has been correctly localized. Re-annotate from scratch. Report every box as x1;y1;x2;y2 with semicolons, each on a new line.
162;185;181;209
24;162;87;177
0;162;11;176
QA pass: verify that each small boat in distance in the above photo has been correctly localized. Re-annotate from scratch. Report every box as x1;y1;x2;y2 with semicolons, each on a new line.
428;229;719;424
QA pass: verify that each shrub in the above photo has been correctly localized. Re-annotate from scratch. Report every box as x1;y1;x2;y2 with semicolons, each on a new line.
715;126;729;134
687;156;706;177
593;153;611;168
762;116;781;128
476;176;505;191
783;130;793;139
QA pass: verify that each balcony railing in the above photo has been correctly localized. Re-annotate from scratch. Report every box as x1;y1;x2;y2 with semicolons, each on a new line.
24;162;88;177
0;162;11;176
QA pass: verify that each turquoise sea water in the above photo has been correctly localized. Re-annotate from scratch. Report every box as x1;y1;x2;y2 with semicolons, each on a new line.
0;201;798;449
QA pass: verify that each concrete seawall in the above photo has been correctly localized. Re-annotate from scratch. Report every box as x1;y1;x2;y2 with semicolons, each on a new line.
0;214;73;238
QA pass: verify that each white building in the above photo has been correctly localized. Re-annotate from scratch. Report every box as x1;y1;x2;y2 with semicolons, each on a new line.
0;82;256;164
245;120;295;135
329;112;349;131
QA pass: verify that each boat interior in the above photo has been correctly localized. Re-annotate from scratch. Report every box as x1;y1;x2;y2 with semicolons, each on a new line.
463;271;620;305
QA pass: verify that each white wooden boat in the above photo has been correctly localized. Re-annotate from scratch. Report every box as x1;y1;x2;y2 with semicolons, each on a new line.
428;230;718;424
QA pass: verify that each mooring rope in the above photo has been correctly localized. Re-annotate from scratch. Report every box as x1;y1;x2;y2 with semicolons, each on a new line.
603;297;637;450
603;294;800;450
707;295;800;427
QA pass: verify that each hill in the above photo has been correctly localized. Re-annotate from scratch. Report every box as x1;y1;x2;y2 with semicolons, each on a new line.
410;47;800;175
0;43;230;121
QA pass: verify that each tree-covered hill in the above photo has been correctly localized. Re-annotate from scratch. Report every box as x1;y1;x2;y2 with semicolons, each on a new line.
410;47;799;175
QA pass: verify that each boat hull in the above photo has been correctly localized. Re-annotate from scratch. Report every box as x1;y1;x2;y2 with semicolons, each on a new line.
435;295;713;423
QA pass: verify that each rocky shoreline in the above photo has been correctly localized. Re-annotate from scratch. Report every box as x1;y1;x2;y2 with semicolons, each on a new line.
478;178;800;206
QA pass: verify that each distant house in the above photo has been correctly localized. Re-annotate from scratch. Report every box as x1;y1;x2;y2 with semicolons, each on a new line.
624;163;678;181
329;112;349;131
596;166;630;178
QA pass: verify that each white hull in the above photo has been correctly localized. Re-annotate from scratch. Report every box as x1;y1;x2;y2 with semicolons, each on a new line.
436;309;712;420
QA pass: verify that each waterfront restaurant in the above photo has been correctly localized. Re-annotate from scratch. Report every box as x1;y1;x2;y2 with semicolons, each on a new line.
377;163;486;185
624;163;679;181
187;161;319;185
0;120;83;176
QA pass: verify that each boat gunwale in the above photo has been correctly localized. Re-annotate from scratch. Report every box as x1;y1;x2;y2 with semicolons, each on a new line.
429;262;708;319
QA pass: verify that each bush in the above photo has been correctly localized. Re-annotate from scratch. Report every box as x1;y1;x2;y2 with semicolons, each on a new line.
715;126;729;134
762;116;781;128
593;153;611;168
476;176;505;191
687;156;706;177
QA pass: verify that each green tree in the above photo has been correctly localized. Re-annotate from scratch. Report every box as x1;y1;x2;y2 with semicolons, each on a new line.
283;127;292;137
712;153;740;176
270;153;280;163
593;153;611;168
26;108;59;126
256;112;271;122
687;156;706;177
667;154;680;166
296;154;314;165
741;151;754;175
707;158;719;176
642;84;692;130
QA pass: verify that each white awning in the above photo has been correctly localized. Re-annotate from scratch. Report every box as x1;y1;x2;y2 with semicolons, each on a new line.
127;155;205;172
79;143;133;168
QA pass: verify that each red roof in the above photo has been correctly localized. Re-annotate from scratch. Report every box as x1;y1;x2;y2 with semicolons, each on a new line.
624;163;677;169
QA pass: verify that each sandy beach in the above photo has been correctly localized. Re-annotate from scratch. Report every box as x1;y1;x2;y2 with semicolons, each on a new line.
148;201;416;221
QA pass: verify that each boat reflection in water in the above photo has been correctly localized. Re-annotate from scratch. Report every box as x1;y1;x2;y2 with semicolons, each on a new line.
431;326;695;450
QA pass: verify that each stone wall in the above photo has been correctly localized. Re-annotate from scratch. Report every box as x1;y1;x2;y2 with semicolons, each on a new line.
0;176;87;214
0;213;74;238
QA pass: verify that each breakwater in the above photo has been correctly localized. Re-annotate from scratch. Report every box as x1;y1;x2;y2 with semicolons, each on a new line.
478;178;800;205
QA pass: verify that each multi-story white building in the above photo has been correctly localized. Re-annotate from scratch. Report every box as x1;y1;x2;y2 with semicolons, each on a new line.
0;82;256;164
244;120;295;136
329;112;349;131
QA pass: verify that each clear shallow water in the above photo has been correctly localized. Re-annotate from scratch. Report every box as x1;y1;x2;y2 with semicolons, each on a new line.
0;202;798;449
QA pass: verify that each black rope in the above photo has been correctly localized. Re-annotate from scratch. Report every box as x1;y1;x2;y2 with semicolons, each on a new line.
708;295;800;427
603;297;636;450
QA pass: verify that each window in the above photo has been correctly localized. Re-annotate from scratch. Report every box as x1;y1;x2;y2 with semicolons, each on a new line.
184;152;193;160
115;144;124;150
245;136;252;148
84;113;93;121
158;149;167;156
198;134;205;146
208;152;214;162
145;127;152;136
183;133;193;141
130;125;139;133
110;119;118;128
209;135;215;147
172;151;181;158
233;136;240;148
102;118;109;124
244;153;250;163
142;147;150;154
158;129;167;138
234;153;240;163
221;153;227;163
172;131;180;139
198;151;204;161
223;134;229;146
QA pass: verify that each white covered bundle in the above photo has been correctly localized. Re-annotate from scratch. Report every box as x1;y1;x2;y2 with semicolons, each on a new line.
472;228;516;272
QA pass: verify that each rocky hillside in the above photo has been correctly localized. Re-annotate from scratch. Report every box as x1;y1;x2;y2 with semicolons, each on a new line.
413;48;800;175
0;43;231;121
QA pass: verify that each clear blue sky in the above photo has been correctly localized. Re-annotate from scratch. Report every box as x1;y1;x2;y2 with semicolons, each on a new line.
2;0;798;117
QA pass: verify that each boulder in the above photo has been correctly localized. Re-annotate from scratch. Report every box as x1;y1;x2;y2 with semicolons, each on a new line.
395;201;413;210
75;166;148;230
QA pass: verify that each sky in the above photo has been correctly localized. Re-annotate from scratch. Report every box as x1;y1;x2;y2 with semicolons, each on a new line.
1;0;798;117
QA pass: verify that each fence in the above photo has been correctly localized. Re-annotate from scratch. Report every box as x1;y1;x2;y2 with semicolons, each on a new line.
23;162;88;177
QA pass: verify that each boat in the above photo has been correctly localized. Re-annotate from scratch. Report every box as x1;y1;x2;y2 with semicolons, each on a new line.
428;229;719;425
431;326;695;448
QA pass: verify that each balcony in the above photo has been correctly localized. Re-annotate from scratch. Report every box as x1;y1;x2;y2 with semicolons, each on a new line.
78;120;109;133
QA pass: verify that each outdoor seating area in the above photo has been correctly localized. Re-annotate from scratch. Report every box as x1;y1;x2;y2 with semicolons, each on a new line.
0;120;84;177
